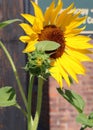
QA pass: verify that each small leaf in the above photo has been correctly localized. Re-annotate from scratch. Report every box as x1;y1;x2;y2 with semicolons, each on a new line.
57;88;85;113
0;86;17;107
88;112;93;119
76;113;93;128
35;40;60;51
0;19;21;29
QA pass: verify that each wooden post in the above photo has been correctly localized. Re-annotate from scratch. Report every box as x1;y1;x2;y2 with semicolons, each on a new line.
0;0;27;130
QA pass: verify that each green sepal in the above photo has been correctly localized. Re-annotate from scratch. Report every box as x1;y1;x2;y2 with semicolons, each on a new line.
57;88;85;113
0;86;17;107
0;19;21;29
76;113;93;128
35;40;60;51
25;51;51;77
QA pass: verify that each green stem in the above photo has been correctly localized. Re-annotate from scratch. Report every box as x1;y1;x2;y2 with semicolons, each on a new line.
15;103;27;118
27;74;34;130
0;41;28;110
33;77;44;130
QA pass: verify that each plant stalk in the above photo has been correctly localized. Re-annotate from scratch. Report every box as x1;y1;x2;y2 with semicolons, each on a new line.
32;77;44;130
27;74;34;130
0;41;28;110
15;103;27;118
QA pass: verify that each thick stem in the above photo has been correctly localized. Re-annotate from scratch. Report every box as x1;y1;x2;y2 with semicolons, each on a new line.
27;74;34;130
0;41;28;110
33;77;44;130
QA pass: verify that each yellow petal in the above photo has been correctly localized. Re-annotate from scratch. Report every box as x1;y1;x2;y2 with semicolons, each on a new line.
65;26;86;37
60;53;79;83
29;33;38;41
32;18;43;33
66;36;93;49
23;41;37;53
44;1;55;25
21;14;35;25
56;3;74;27
19;23;35;35
31;1;44;22
59;12;75;29
19;36;31;43
62;53;86;74
65;59;85;75
49;66;63;88
50;0;63;24
60;11;83;30
56;58;71;86
77;49;93;54
20;33;38;43
67;16;86;29
66;49;93;62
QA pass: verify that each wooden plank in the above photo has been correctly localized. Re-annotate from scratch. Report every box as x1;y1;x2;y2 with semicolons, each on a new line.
0;0;27;130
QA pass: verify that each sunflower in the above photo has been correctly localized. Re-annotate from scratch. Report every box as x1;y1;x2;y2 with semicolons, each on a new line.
19;0;93;88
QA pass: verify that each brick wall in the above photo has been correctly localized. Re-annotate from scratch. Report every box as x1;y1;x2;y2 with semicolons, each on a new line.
49;40;93;130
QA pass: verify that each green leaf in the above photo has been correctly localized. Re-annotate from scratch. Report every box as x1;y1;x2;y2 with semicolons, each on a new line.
57;88;85;113
76;113;93;128
88;112;93;119
0;86;17;107
68;76;73;84
35;40;60;51
0;19;21;29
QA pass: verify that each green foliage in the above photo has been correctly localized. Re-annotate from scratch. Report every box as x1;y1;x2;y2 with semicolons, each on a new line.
0;86;17;107
0;19;21;29
25;40;60;77
76;113;93;128
57;88;85;113
35;40;60;51
89;112;93;119
57;88;93;129
68;76;73;84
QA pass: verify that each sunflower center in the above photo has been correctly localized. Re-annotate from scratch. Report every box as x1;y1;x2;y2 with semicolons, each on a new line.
38;25;65;58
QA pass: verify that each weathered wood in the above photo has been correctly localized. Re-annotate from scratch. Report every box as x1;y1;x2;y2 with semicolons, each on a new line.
0;0;27;130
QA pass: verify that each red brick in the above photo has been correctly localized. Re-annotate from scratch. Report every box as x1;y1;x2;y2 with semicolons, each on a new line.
49;50;93;130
